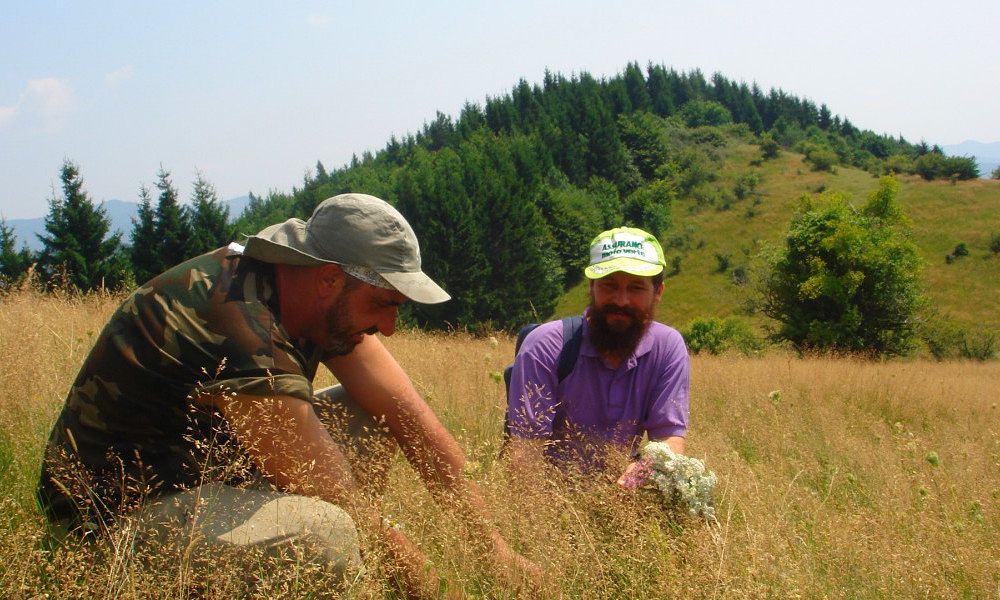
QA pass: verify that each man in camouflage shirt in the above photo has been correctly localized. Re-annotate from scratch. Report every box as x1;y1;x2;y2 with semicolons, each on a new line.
38;193;540;597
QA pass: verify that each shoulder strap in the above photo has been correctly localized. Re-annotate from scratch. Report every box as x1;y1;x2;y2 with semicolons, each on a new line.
556;315;584;382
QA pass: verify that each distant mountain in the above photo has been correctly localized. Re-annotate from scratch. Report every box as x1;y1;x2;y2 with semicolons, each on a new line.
4;196;251;252
942;140;1000;178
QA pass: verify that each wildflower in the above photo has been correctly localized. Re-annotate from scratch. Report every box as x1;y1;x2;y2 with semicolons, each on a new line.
640;442;718;520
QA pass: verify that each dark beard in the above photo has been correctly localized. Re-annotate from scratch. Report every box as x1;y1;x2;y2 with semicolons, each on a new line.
587;302;651;358
322;279;375;356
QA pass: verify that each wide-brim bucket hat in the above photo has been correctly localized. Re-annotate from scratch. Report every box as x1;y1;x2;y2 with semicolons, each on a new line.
243;193;450;304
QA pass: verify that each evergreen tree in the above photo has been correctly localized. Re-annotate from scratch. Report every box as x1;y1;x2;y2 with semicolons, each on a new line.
153;166;192;269
130;184;160;284
395;146;490;328
645;64;676;116
0;218;34;284
188;172;232;256
36;160;127;291
623;62;651;113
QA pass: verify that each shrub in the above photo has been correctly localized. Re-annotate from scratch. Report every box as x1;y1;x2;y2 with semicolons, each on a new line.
760;176;922;355
953;242;969;257
683;316;762;356
679;100;732;128
803;145;838;172
667;255;682;277
731;266;749;286
714;253;731;273
993;165;1000;180
885;154;914;175
920;315;998;361
759;133;780;160
914;153;979;181
990;232;1000;255
734;172;761;200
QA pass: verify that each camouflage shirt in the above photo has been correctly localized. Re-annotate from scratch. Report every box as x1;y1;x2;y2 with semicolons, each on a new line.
38;247;332;531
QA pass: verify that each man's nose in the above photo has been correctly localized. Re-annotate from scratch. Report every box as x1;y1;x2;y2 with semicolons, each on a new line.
376;308;398;337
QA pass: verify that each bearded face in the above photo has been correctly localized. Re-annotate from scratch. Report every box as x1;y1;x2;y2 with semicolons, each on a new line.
321;278;376;356
586;273;660;358
587;299;654;357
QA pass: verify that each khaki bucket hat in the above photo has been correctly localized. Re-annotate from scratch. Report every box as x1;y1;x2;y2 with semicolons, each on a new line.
243;193;450;304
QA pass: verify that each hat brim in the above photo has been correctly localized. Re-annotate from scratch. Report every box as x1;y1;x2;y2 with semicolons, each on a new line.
243;220;332;266
585;257;664;279
381;270;451;304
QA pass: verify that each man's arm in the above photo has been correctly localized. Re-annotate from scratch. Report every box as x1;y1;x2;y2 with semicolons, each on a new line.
214;391;457;599
324;334;543;595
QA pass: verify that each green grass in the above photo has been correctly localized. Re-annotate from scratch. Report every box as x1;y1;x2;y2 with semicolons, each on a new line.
554;144;1000;336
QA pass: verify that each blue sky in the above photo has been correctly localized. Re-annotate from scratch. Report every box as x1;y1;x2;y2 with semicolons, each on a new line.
2;0;998;219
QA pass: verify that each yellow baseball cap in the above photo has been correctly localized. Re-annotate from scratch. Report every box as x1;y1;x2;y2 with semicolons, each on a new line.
583;226;665;279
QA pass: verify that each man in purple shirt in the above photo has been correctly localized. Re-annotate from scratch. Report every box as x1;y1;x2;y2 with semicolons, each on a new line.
506;226;690;482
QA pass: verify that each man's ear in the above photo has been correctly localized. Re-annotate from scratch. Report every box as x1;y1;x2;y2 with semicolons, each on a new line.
316;263;346;298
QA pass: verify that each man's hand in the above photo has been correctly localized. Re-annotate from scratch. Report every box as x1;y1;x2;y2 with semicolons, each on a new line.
616;456;654;490
487;533;546;599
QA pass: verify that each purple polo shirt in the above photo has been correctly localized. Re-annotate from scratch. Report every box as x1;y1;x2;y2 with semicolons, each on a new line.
507;313;690;467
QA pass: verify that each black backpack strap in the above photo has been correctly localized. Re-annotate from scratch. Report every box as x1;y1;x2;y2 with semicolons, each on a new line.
556;315;584;383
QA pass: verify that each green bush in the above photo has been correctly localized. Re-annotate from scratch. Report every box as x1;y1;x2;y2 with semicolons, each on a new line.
760;176;922;355
679;100;733;128
683;316;762;356
989;232;1000;255
759;133;780;160
920;315;998;361
734;171;761;200
914;153;979;181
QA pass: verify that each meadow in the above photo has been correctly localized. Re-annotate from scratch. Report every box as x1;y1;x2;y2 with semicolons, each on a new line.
0;290;997;598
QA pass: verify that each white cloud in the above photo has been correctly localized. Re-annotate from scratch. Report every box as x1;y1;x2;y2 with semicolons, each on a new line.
307;14;332;28
105;64;134;86
24;78;75;131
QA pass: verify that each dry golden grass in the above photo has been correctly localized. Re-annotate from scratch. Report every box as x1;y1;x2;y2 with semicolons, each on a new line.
2;290;998;598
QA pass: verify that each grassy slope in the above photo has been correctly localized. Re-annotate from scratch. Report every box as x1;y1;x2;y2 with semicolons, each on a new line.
554;143;1000;334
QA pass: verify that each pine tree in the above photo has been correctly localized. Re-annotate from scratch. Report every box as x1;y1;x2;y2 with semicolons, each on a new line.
130;184;160;284
153;166;192;269
395;146;490;328
0;218;34;284
37;160;126;291
188;172;231;256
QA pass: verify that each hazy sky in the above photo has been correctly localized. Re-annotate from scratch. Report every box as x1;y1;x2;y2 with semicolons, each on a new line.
2;0;997;219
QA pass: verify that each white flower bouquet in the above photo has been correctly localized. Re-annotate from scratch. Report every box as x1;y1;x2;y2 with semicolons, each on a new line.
620;442;718;520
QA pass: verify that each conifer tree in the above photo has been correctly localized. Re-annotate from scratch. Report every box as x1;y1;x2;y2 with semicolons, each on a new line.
188;172;231;256
645;64;676;116
37;160;126;291
153;166;192;269
396;146;490;328
129;184;160;284
0;218;34;284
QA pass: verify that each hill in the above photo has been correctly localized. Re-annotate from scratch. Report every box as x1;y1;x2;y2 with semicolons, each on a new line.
554;143;1000;333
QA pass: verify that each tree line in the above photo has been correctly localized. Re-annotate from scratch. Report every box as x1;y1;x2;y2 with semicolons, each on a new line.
0;161;233;291
1;63;977;352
